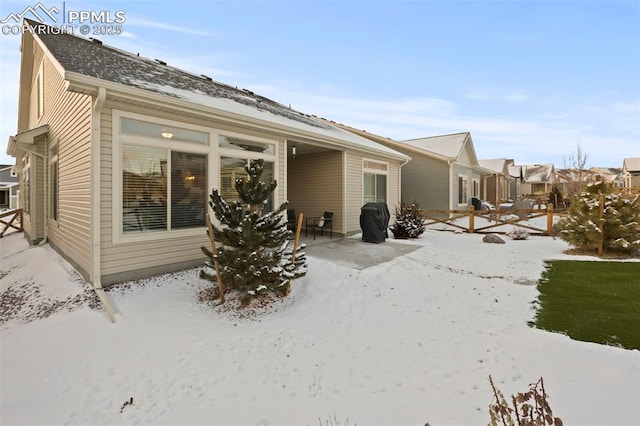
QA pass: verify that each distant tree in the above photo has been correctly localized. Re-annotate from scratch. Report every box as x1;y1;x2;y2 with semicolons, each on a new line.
201;159;307;305
562;142;590;199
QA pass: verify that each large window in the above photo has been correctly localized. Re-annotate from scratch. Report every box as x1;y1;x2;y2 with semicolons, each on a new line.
219;135;276;212
49;143;58;221
117;113;209;237
458;175;468;205
363;159;387;203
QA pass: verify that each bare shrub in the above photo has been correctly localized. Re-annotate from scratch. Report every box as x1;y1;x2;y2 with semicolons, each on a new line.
489;375;562;426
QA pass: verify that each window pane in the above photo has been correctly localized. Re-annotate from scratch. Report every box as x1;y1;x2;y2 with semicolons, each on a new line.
364;173;376;203
122;145;167;233
220;157;274;211
121;118;208;145
376;174;387;202
171;152;207;229
220;157;247;203
220;136;274;155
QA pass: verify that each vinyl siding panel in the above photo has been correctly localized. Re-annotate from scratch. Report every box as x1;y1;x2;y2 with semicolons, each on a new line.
287;150;343;233
401;154;449;210
42;54;93;277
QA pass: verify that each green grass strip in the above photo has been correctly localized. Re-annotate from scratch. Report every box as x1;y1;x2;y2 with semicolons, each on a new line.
532;260;640;350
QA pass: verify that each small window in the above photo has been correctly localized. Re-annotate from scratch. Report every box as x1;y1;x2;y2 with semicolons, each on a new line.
363;159;388;204
220;135;274;155
121;117;208;145
472;179;480;198
458;176;468;204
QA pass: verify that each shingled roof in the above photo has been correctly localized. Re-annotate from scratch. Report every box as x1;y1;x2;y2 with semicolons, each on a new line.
28;19;328;130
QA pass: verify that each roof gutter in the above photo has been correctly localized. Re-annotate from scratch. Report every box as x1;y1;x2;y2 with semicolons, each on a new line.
91;87;117;323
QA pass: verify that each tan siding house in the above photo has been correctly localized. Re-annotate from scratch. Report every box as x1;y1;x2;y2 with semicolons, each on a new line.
7;21;409;287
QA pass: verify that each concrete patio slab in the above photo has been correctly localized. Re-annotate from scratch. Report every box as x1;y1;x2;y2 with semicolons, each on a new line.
302;237;422;270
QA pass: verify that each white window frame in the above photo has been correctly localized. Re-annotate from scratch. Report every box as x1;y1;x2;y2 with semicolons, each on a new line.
458;175;468;205
112;110;212;245
362;158;388;204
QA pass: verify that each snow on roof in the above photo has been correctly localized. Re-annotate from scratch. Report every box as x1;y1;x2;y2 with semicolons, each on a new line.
29;20;407;161
623;157;640;172
478;158;508;174
522;164;555;182
401;132;469;159
508;165;522;178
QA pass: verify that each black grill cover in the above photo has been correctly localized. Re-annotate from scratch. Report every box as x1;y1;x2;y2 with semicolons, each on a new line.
360;202;390;243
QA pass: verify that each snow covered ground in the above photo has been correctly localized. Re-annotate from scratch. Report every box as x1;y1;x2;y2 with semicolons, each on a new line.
1;225;639;425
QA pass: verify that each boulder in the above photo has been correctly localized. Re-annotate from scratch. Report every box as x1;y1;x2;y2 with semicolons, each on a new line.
483;234;506;244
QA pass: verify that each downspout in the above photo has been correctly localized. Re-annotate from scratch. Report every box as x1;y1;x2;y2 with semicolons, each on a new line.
91;87;117;322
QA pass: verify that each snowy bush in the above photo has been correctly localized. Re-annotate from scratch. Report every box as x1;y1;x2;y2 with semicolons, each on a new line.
390;202;425;239
506;228;529;240
557;180;640;255
201;159;307;305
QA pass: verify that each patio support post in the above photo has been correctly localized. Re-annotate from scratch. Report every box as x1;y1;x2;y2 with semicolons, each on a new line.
468;205;475;233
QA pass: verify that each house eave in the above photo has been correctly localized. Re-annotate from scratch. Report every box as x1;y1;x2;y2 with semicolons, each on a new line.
6;124;49;157
64;72;409;162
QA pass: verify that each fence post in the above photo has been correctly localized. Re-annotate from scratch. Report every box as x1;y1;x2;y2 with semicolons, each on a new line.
546;204;553;236
468;206;475;233
598;194;604;257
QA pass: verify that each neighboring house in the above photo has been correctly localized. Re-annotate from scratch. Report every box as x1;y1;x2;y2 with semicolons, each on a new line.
478;158;512;206
5;21;409;286
622;158;640;188
336;125;486;211
0;165;20;210
507;161;523;200
589;167;624;188
521;164;557;196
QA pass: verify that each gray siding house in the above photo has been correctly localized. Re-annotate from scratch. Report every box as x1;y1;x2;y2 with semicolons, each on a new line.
6;21;409;289
0;165;20;210
336;126;486;211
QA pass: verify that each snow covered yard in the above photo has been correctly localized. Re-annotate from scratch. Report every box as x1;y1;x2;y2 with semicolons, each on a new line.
1;230;639;425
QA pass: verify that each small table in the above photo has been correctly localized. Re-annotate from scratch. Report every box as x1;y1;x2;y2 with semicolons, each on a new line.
305;217;326;240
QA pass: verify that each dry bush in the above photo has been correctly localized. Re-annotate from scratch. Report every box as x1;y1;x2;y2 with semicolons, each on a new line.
489;375;562;426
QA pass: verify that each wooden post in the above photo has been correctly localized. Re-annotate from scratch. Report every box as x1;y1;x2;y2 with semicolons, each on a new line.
285;213;304;297
291;213;304;264
468;205;475;233
598;194;604;257
546;204;553;236
206;214;225;303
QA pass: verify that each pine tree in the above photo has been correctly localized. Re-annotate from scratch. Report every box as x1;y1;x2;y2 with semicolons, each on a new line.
557;180;640;254
201;159;307;305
